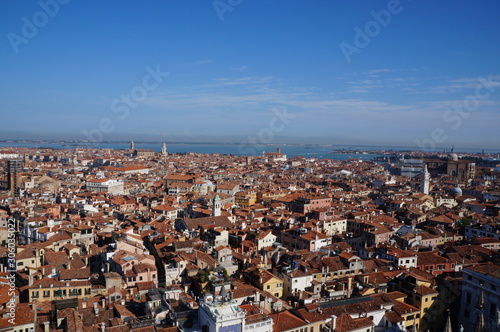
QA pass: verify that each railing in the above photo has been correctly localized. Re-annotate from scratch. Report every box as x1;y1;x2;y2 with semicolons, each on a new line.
244;319;272;331
200;301;246;321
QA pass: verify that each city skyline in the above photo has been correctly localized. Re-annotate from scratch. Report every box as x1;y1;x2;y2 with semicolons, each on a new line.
1;1;500;148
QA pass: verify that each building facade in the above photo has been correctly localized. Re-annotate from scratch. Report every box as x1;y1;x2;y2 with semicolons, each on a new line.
459;264;500;331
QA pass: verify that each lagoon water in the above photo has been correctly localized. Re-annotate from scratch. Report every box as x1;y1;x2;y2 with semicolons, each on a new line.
0;142;497;161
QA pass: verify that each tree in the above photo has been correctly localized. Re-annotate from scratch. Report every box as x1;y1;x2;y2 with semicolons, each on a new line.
222;268;229;279
456;216;473;231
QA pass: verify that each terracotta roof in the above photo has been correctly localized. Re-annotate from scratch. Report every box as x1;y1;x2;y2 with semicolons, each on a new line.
269;310;307;332
336;313;373;332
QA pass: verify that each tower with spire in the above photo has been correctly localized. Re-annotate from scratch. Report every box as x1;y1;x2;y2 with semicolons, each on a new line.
420;164;430;195
444;309;453;332
161;142;167;156
130;140;135;150
212;194;222;217
474;284;485;332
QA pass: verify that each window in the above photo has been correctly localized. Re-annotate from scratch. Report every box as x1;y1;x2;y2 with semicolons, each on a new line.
490;303;497;317
267;285;270;290
32;291;39;298
464;309;470;318
466;292;471;304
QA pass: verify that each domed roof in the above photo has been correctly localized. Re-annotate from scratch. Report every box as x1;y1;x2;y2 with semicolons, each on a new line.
203;179;214;187
333;170;352;176
448;147;458;161
450;187;462;196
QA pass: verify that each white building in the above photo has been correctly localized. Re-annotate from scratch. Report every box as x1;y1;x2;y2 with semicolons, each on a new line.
400;159;424;178
198;299;246;332
86;179;124;195
263;148;287;162
274;266;315;299
379;249;418;269
420;165;430;194
0;150;20;159
465;223;500;240
322;217;348;236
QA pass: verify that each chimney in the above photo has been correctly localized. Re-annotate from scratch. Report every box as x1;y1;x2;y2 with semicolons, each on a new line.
102;298;106;309
330;315;337;330
82;302;87;309
94;302;99;316
44;321;50;332
101;322;106;332
121;299;125;306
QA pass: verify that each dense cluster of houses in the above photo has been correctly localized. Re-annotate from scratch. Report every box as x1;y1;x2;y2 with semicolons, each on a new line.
0;146;499;332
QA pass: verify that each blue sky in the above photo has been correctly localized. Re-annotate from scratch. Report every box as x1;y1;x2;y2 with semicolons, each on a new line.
1;0;499;148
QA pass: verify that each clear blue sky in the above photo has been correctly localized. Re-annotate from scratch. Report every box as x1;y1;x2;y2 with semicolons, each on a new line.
1;0;499;148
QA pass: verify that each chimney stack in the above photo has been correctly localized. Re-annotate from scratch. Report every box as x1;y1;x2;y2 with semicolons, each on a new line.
330;315;337;330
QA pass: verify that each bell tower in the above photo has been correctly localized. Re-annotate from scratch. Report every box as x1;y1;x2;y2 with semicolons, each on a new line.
212;194;222;217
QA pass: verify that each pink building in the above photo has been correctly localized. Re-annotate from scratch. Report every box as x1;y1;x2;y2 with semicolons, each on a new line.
110;249;158;288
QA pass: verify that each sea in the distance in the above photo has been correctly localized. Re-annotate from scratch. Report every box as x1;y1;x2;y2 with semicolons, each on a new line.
0;142;498;161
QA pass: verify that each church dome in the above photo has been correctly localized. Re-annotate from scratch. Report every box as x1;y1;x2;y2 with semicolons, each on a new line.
450;187;462;196
449;153;458;161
